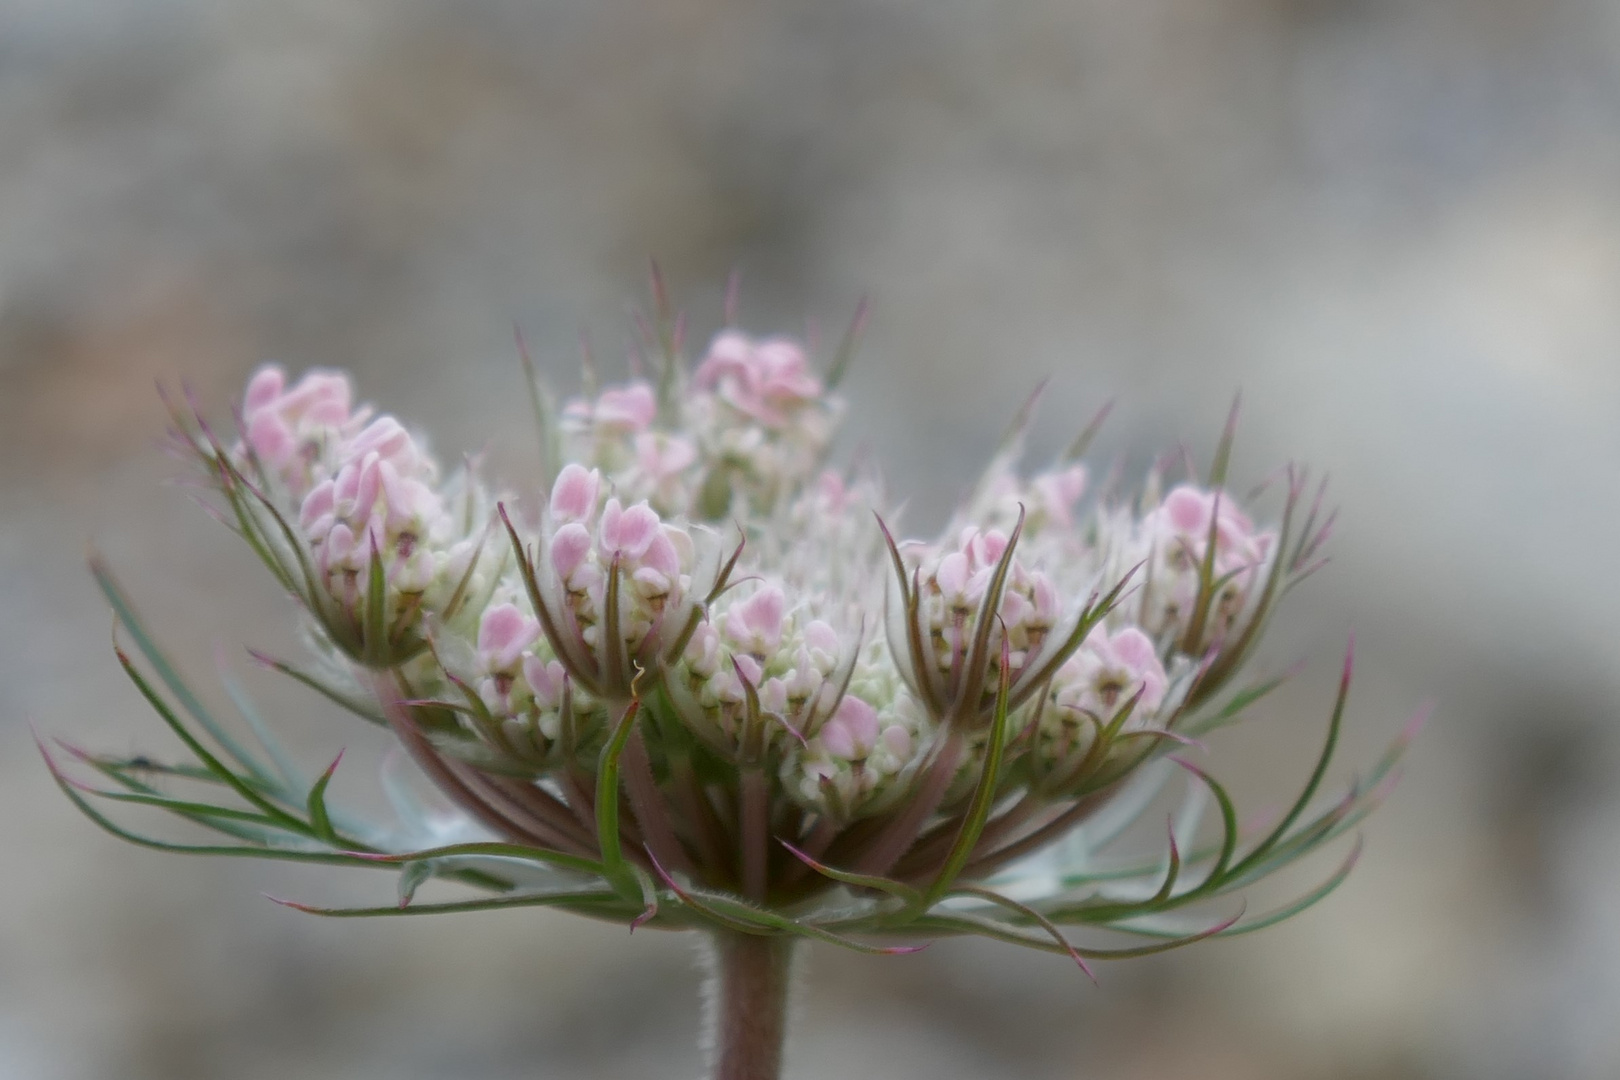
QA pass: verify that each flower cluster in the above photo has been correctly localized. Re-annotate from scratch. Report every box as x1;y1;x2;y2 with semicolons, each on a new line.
1022;625;1173;795
786;651;927;820
221;366;493;666
239;366;357;495
1125;484;1277;648
461;601;576;768
561;382;697;514
669;585;845;757
911;525;1061;705
57;278;1407;1080
559;330;836;522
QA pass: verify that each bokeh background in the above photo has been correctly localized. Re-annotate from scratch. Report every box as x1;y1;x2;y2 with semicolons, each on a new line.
3;1;1619;1077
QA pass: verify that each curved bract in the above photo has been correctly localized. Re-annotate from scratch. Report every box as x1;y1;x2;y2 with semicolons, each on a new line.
46;276;1419;973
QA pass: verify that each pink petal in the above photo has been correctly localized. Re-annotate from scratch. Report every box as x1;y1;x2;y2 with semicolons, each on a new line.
242;365;286;416
299;480;336;532
695;330;753;388
324;522;356;569
636;432;697;477
935;552;970;598
728;586;786;651
754;338;820;399
1108;627;1159;672
246;411;295;466
640;530;682;581
549;464;600;522
820;720;856;759
804;620;839;655
734;653;764;686
832;695;879;746
759;678;789;714
972;529;1009;568
600;500;661;559
1030;573;1059;624
523;656;564;706
281;371;353;425
479;603;541;670
350;455;382;523
1163;486;1213;534
881;724;912;758
596;383;657;431
550;523;594;582
347;417;413;466
376;459;412;530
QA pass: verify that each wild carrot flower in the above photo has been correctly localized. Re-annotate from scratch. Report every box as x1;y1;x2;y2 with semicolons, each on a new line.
46;273;1418;1080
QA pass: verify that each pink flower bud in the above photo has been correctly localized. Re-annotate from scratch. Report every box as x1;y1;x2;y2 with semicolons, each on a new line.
522;655;567;709
332;456;381;525
1107;626;1157;673
804;620;839;657
1060;626;1170;718
695;330;823;427
278;371;353;427
323;522;357;571
820;696;880;760
759;678;789;714
245;411;296;467
1031;464;1087;528
733;653;764;686
549;464;601;522
1030;572;1059;627
238;367;361;495
641;529;683;582
880;724;912;758
1141;486;1276;625
970;529;1009;569
347;417;418;471
820;720;857;760
1163;486;1212;534
479;604;541;672
754;339;822;402
299;479;336;534
725;586;787;654
594;383;657;432
376;459;414;532
242;366;286;414
834;695;880;747
599;499;662;561
695;330;753;384
550;523;594;584
935;552;971;601
634;432;697;479
999;588;1030;628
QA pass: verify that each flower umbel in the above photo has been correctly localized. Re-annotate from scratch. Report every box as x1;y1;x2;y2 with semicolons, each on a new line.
47;274;1417;1080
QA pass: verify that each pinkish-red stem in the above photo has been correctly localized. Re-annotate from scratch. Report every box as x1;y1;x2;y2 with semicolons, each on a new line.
740;769;770;901
709;932;796;1080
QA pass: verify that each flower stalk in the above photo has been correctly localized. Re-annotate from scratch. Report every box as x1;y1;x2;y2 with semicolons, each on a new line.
709;932;797;1080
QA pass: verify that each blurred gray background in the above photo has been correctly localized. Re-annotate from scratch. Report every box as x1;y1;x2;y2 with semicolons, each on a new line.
3;1;1619;1077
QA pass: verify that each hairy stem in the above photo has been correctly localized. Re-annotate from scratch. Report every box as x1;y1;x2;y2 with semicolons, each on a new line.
708;933;796;1080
